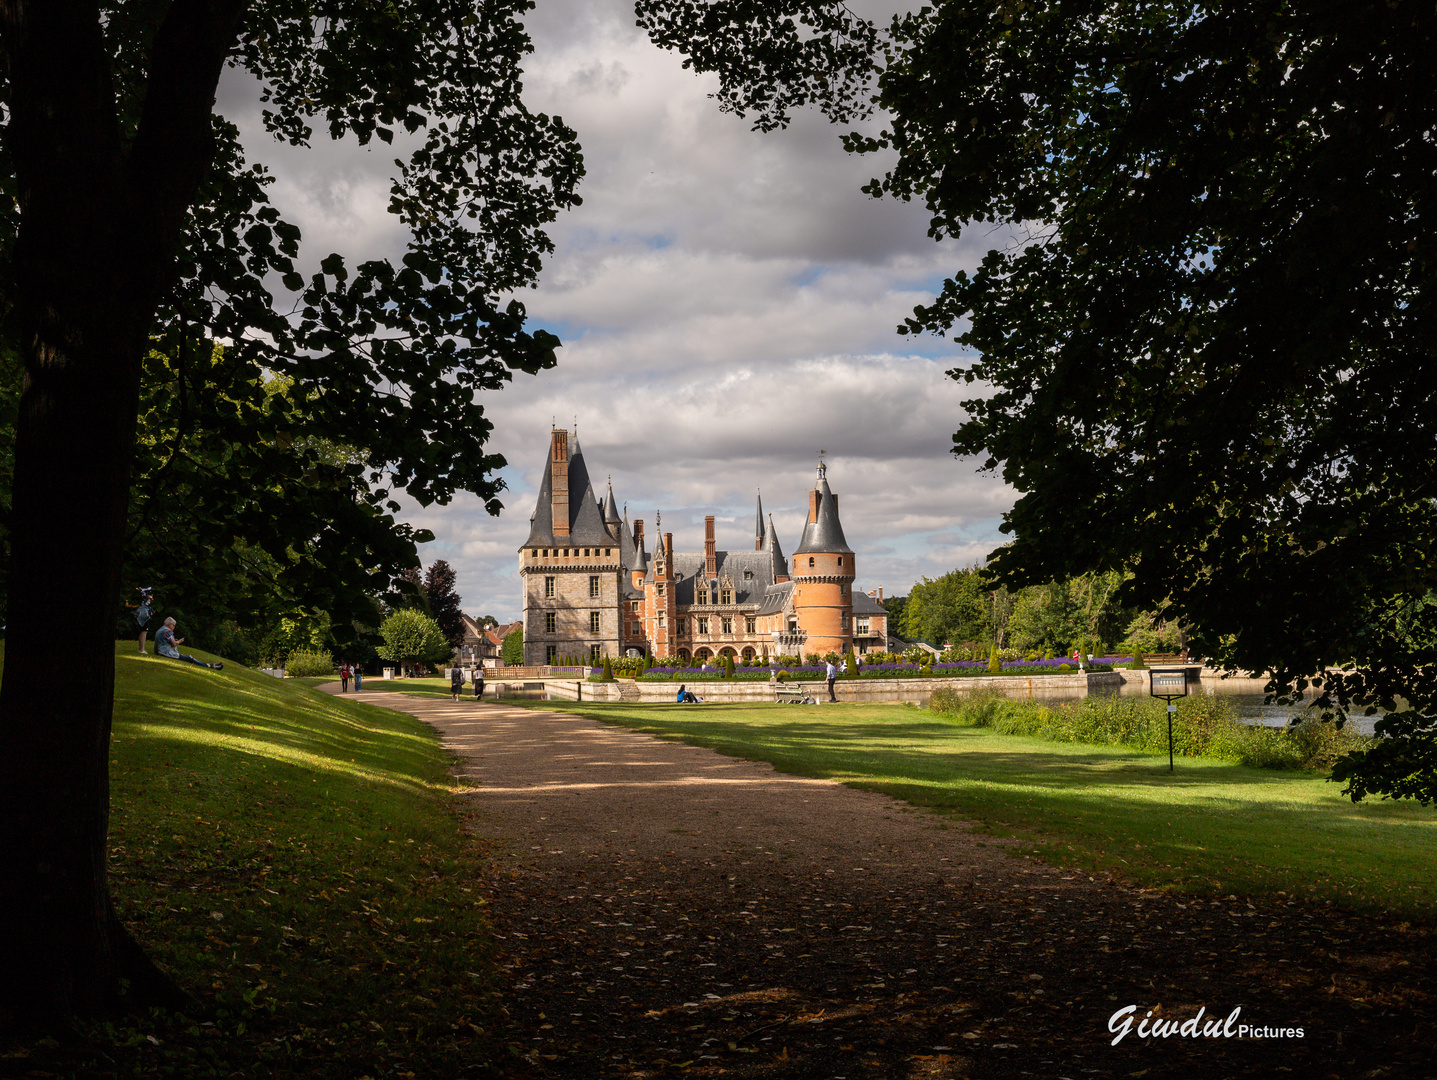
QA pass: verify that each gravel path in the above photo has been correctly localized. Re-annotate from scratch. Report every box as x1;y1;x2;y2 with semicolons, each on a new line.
349;690;1436;1080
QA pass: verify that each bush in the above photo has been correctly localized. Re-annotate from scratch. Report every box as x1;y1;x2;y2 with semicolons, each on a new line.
928;689;1369;770
600;656;615;682
1128;651;1147;670
987;646;1001;674
286;649;334;678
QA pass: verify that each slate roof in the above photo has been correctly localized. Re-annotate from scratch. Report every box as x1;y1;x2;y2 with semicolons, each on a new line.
755;580;793;616
521;435;619;548
852;590;886;615
754;492;764;549
655;548;784;607
793;471;852;555
761;513;786;570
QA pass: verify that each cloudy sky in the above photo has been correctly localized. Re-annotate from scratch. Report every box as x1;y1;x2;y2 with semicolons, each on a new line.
228;0;1014;622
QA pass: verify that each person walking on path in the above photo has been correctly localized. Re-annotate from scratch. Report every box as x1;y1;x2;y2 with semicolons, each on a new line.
450;665;464;702
155;617;222;670
825;659;838;702
471;663;484;701
353;666;362;692
339;663;351;692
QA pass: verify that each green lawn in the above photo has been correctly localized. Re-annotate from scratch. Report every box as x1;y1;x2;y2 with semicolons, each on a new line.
526;700;1437;919
3;644;504;1077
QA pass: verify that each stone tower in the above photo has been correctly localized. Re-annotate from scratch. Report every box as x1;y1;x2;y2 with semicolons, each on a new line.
790;460;854;657
518;429;623;665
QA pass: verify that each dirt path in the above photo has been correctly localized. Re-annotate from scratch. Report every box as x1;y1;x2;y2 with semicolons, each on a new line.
347;690;1435;1079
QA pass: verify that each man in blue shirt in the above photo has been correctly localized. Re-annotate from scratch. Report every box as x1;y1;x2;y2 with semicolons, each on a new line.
155;618;223;670
825;660;838;702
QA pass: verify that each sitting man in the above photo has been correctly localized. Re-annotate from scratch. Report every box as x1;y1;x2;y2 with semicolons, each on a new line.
155;617;223;670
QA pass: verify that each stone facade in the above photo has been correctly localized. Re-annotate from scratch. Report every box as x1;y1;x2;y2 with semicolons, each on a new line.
519;430;887;664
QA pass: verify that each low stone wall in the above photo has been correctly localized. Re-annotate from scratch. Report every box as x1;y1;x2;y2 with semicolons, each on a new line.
546;671;1120;706
541;667;1265;706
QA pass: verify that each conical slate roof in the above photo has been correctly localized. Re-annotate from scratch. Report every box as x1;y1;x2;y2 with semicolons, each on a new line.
793;468;852;555
603;479;621;526
762;513;787;574
754;491;764;548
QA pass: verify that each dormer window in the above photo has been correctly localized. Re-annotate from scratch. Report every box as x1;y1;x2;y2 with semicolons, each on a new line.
698;589;708;605
721;589;732;605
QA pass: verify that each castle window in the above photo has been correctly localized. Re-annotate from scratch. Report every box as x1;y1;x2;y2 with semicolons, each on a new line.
838;557;843;566
721;589;732;604
546;645;557;664
857;618;870;634
721;616;733;634
544;576;555;598
606;548;612;556
677;619;687;635
590;644;602;661
545;612;556;634
657;584;665;597
841;583;848;597
589;575;600;597
658;613;666;628
808;557;815;567
589;611;601;634
698;616;710;634
841;614;849;631
698;589;708;605
631;600;641;612
745;616;756;634
532;549;538;557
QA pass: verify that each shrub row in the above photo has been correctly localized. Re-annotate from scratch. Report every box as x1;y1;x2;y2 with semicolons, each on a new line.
927;688;1368;771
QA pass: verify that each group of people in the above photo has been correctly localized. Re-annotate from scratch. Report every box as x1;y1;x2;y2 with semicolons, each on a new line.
132;588;223;670
338;664;362;692
450;665;486;702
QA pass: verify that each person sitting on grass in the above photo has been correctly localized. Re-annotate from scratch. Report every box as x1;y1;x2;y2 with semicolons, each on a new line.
676;684;700;704
154;617;222;670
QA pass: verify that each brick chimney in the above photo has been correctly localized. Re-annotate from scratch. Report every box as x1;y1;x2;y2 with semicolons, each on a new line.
550;429;569;538
704;515;717;577
808;489;820;524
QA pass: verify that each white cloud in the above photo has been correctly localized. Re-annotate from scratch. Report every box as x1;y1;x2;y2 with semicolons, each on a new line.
224;0;1015;621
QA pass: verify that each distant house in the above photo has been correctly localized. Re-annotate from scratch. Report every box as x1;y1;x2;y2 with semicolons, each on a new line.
457;615;517;668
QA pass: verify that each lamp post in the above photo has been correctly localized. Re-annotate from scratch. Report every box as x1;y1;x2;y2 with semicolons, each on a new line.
1149;667;1190;773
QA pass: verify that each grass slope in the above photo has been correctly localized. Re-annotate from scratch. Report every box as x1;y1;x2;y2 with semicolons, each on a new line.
526;700;1437;919
4;645;503;1078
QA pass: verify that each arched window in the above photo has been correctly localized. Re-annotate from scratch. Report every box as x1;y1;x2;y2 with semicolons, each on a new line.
808;556;815;567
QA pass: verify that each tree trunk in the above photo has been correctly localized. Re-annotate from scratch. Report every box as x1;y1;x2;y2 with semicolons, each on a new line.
0;0;246;1021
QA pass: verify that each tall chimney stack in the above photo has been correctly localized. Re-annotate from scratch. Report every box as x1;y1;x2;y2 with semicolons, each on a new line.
704;516;717;577
550;430;570;538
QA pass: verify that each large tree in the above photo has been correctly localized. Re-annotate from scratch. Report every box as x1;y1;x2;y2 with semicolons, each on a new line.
0;0;580;1019
423;559;466;648
638;0;1437;803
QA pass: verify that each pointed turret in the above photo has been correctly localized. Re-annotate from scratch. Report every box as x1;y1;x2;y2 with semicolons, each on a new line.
763;513;789;584
754;490;764;550
794;460;852;555
603;478;622;529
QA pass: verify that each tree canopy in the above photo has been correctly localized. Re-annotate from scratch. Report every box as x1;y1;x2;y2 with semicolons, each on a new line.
0;0;581;1019
639;0;1437;803
376;607;451;668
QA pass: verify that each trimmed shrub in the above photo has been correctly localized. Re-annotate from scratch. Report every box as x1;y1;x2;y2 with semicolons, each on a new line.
286;649;334;678
1128;651;1147;670
987;647;1001;674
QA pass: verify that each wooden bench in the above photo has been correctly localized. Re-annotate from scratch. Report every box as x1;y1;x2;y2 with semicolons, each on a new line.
774;683;814;705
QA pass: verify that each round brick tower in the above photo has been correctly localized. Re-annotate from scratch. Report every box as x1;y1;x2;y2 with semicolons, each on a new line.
791;461;854;658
